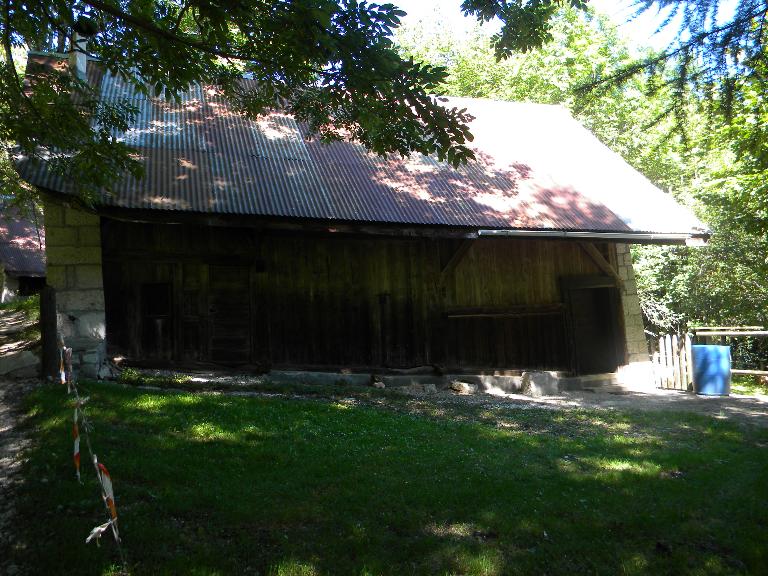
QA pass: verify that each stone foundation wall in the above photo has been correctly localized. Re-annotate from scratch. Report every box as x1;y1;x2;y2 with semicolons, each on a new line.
44;198;106;378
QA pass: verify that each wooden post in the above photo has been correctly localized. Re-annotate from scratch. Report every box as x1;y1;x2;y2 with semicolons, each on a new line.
671;334;681;389
684;334;693;391
664;334;673;388
658;336;667;388
652;350;661;388
40;285;59;381
679;335;687;390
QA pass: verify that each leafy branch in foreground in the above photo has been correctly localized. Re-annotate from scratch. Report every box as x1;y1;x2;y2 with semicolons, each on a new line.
582;2;768;130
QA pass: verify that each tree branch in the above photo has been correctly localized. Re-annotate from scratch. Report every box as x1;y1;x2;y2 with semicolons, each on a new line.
172;1;192;34
82;0;254;62
1;0;13;64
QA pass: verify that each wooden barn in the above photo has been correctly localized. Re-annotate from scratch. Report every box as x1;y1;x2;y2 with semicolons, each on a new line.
18;54;708;379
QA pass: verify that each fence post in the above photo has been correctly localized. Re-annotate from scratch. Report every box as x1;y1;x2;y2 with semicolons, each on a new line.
684;333;693;391
679;335;688;390
40;285;58;381
672;334;681;389
664;335;674;388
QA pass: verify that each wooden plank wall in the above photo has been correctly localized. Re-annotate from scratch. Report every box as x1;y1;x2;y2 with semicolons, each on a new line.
101;220;606;371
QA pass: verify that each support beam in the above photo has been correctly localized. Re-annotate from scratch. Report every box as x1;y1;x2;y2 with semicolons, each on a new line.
578;242;623;288
439;239;474;286
694;331;768;337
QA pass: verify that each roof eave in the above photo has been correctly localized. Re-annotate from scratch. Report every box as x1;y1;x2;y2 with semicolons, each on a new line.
477;229;711;246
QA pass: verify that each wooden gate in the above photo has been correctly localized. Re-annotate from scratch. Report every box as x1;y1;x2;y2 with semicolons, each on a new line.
651;333;693;390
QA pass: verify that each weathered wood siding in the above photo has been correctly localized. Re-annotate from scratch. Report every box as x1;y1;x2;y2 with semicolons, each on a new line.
102;220;619;372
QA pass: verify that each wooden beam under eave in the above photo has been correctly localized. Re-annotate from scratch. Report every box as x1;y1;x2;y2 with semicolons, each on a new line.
578;242;623;288
439;239;474;286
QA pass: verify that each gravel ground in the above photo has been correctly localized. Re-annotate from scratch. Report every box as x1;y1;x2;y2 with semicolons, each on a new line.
0;377;39;576
365;387;768;428
128;369;768;428
465;387;768;427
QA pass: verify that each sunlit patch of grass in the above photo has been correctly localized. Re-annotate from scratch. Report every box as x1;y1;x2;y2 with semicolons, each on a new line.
0;294;40;346
188;421;234;441
269;559;319;576
117;367;192;387
454;548;503;576
425;522;477;538
621;553;650;574
0;293;39;317
731;375;768;396
593;458;660;475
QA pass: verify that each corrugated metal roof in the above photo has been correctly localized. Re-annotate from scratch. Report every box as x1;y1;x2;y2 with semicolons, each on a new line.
0;206;46;277
16;54;707;236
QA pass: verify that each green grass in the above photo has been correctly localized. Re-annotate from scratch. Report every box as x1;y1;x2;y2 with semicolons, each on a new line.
0;293;40;344
11;382;768;575
117;367;192;387
0;293;40;317
731;375;768;396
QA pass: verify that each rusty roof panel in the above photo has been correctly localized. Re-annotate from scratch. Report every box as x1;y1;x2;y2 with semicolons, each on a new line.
16;56;708;236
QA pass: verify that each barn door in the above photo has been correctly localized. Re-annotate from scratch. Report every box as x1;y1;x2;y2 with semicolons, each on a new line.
562;276;624;375
208;265;252;364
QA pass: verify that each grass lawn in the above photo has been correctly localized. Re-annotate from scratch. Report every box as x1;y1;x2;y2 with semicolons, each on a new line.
731;375;768;396
11;382;768;575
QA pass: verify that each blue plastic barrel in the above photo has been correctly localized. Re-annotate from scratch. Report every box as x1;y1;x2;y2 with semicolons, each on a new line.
692;345;731;396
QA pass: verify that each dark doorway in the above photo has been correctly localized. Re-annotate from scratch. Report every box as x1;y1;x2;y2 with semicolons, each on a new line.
563;277;624;375
209;265;252;364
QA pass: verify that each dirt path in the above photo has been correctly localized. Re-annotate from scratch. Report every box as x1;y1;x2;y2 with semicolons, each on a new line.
0;304;40;575
0;377;38;576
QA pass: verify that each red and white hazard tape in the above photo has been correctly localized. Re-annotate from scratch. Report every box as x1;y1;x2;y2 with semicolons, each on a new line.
73;407;80;482
59;344;126;568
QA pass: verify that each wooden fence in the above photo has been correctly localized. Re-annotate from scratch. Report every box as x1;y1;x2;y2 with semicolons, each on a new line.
651;333;694;390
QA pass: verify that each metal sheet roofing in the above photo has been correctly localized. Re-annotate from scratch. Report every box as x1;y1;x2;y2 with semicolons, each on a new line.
16;54;707;237
0;206;45;277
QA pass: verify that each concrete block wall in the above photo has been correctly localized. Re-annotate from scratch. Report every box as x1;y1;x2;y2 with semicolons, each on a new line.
44;198;106;378
616;243;647;363
615;243;656;389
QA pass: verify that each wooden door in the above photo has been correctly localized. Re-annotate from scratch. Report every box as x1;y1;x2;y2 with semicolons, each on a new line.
208;265;252;364
563;277;623;375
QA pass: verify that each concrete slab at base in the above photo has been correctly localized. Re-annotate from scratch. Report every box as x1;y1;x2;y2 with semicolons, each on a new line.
137;366;656;396
264;370;547;395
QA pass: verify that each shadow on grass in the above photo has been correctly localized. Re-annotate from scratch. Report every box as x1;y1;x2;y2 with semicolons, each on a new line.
12;382;768;575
